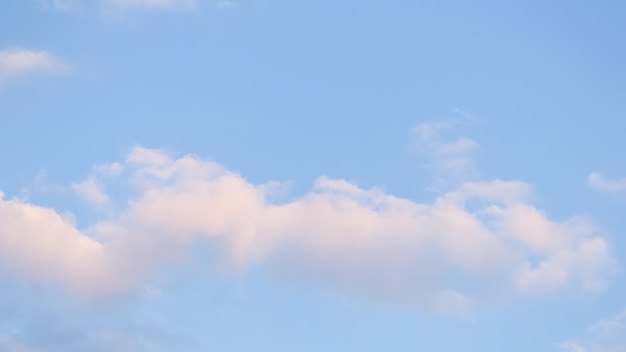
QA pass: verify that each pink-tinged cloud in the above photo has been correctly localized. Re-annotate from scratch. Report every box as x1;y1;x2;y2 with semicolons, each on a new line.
0;48;67;86
0;147;618;311
72;177;113;210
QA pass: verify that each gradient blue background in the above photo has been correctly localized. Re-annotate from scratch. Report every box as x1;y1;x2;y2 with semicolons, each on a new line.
1;1;625;351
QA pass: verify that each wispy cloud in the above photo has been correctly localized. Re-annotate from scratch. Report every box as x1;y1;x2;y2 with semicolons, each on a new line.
102;0;196;12
411;118;478;190
588;173;626;194
215;1;235;8
0;280;199;352
0;48;67;86
40;0;84;12
72;177;113;211
559;309;626;352
559;341;588;352
0;143;617;311
71;163;124;210
93;162;124;177
0;334;39;352
0;314;170;352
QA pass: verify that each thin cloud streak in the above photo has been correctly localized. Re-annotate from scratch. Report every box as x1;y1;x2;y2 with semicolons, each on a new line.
102;0;196;12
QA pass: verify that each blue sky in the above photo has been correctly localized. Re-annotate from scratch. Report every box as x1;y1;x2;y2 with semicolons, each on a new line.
1;1;626;351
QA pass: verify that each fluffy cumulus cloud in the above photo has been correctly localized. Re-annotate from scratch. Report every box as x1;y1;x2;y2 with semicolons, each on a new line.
560;309;626;352
0;48;66;86
588;173;626;194
0;193;117;298
0;143;618;311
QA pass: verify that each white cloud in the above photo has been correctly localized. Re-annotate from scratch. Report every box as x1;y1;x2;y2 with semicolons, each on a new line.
588;173;626;194
559;309;626;352
0;192;124;299
0;48;67;86
71;163;123;210
72;177;113;210
0;146;617;311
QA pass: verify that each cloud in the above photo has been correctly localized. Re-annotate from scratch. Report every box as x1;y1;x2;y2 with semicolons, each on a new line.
559;309;626;352
0;192;122;299
0;334;40;352
411;119;479;190
102;0;196;12
71;162;123;210
559;341;588;352
0;317;164;352
42;0;197;14
72;177;113;211
40;0;84;12
588;173;626;194
21;329;152;352
93;162;123;177
0;145;617;311
0;281;196;352
0;48;67;86
215;1;234;8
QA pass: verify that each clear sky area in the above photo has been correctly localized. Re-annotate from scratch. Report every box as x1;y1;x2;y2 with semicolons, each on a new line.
1;1;626;351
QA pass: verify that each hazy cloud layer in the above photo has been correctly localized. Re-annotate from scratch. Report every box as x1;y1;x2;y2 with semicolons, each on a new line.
0;48;67;86
0;334;39;352
0;331;146;352
0;144;618;311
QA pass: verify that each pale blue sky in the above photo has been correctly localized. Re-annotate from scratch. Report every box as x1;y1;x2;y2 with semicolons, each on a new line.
1;1;626;351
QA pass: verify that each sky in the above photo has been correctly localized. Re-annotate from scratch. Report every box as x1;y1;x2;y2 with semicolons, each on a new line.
1;1;626;351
